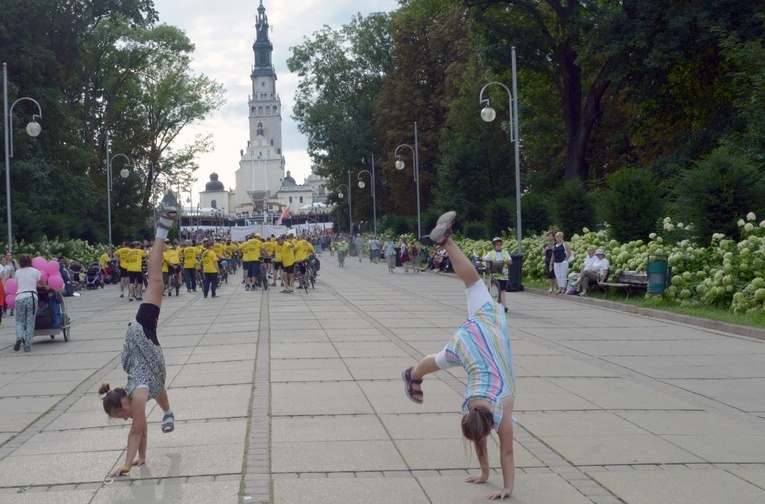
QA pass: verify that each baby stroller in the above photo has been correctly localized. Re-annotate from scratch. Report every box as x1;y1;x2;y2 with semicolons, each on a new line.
33;289;71;342
85;262;103;289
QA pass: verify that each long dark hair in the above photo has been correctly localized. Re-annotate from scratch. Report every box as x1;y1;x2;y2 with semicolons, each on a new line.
461;405;493;460
98;383;127;416
18;254;32;268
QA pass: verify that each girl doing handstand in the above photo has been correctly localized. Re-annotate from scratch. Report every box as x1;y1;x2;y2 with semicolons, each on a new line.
100;210;177;479
402;211;516;501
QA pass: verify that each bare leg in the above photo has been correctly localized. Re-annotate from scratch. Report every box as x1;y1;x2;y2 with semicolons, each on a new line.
442;237;481;288
142;237;166;308
155;388;170;411
411;354;439;382
143;210;176;307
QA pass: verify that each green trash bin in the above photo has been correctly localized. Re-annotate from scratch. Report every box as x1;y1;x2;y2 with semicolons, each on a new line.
647;254;668;294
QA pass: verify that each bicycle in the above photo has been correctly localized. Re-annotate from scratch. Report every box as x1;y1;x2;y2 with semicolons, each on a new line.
476;259;503;305
258;259;269;291
166;267;181;296
306;254;320;289
295;262;310;293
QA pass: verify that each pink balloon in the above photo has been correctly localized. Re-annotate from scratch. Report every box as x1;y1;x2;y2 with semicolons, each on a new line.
32;256;47;270
5;294;15;309
46;260;60;276
40;270;49;282
5;278;17;295
47;274;64;291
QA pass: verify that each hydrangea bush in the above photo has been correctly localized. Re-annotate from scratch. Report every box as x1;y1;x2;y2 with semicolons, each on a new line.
12;237;103;265
453;213;765;314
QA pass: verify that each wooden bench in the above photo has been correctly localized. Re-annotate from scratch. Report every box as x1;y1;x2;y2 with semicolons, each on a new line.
598;271;648;298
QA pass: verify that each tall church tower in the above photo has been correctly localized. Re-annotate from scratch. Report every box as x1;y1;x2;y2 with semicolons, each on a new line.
235;0;286;214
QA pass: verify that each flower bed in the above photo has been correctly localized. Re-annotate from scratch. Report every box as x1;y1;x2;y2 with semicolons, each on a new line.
453;213;765;313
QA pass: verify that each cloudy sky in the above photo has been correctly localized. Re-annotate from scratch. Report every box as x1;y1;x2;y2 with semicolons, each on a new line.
151;0;400;202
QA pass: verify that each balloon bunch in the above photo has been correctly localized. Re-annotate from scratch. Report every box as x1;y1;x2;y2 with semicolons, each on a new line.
5;257;64;308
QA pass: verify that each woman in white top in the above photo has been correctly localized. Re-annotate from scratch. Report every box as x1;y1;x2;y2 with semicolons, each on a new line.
14;254;50;352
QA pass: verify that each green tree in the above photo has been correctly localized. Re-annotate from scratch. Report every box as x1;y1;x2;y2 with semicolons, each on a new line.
550;180;597;236
719;27;765;164
464;0;625;183
672;148;765;243
375;3;471;219
599;168;663;243
288;13;393;224
618;0;765;177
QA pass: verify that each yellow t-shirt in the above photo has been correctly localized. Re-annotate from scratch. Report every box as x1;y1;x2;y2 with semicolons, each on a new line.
201;249;219;274
115;247;131;268
126;248;147;273
165;248;181;266
295;239;316;261
161;251;170;273
274;240;283;262
224;244;235;259
214;242;224;257
281;242;296;267
182;246;199;268
241;239;262;262
262;240;275;257
99;252;110;270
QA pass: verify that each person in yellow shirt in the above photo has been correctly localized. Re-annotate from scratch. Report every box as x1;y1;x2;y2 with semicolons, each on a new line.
262;235;275;281
224;241;236;273
99;246;115;285
181;240;199;292
163;241;182;295
114;242;132;298
279;234;296;293
294;235;315;280
200;239;220;298
272;236;283;287
242;234;263;291
126;241;148;301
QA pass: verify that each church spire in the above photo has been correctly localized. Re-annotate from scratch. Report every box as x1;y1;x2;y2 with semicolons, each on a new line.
252;0;275;78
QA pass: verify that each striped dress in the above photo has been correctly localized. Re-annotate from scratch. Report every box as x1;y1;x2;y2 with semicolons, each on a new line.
439;301;515;430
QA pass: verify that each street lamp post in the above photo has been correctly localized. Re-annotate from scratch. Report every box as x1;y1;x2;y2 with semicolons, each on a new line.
105;135;131;256
3;63;43;253
479;47;522;255
394;122;421;239
357;154;376;235
336;181;352;234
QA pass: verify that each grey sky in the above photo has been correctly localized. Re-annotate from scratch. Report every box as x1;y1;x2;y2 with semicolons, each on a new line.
151;0;399;201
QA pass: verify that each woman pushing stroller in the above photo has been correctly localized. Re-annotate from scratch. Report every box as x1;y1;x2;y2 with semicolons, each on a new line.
402;211;516;501
99;209;177;479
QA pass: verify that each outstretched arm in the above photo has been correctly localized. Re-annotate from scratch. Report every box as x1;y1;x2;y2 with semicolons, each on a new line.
107;388;148;478
486;397;515;501
465;436;490;484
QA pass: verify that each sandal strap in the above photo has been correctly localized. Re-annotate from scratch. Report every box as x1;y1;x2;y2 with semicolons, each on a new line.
405;367;423;384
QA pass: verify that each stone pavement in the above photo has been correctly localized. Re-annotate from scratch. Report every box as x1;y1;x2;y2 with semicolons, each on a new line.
1;254;765;504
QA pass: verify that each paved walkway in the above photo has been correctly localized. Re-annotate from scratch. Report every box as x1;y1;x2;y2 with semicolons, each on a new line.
1;254;764;504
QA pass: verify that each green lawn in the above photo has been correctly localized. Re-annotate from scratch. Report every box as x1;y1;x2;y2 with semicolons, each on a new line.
521;279;765;330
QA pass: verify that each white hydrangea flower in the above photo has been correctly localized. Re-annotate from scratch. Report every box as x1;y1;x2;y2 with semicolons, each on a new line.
649;233;657;239
665;224;675;232
747;212;756;221
745;223;755;232
677;222;684;229
712;233;725;240
760;221;765;229
738;219;745;227
663;217;671;224
582;227;590;234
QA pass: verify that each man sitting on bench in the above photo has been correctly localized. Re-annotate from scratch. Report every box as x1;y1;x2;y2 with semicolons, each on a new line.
579;248;609;296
